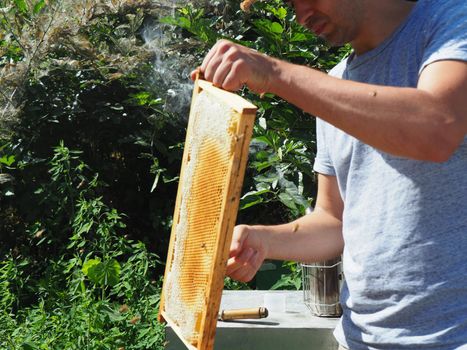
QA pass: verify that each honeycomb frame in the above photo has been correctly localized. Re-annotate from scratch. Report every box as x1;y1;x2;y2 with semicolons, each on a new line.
158;79;256;350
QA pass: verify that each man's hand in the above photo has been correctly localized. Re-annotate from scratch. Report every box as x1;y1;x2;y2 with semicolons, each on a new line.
225;175;344;283
226;224;269;282
190;40;277;94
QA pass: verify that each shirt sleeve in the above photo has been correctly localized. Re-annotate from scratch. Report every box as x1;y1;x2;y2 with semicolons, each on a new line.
313;117;336;176
420;0;467;73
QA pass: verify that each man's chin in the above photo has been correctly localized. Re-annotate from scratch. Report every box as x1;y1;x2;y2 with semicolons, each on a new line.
307;27;347;47
320;33;347;48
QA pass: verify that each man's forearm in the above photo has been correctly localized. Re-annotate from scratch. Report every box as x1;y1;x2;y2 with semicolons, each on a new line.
194;40;466;161
269;59;466;162
253;209;344;263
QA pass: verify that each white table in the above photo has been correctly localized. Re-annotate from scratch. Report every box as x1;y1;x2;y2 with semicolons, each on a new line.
165;290;340;350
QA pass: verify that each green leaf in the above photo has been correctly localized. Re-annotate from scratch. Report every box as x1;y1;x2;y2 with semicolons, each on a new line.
0;155;15;166
270;275;292;290
255;182;271;191
269;7;287;20
150;171;160;193
77;221;93;235
253;135;273;147
290;33;308;42
82;258;101;276
253;150;270;161
86;259;121;286
98;303;126;322
278;192;297;211
239;189;271;210
253;19;283;39
240;197;262;210
241;189;271;199
33;0;46;14
277;147;283;160
251;160;273;172
20;342;39;350
254;173;279;184
14;0;28;13
270;22;284;34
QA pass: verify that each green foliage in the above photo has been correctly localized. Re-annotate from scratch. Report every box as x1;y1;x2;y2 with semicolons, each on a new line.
82;258;121;287
163;7;220;45
270;261;302;290
0;2;180;346
168;0;350;224
0;0;184;260
0;143;165;349
223;276;251;291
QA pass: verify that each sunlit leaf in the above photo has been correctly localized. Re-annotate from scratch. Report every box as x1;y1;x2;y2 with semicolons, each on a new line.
0;155;15;166
278;192;297;210
150;171;160;192
82;258;101;276
240;189;273;210
33;0;46;14
14;0;28;13
86;259;121;286
270;22;284;34
269;7;287;20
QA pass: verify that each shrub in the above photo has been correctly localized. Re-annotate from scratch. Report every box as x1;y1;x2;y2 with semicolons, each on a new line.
0;142;165;349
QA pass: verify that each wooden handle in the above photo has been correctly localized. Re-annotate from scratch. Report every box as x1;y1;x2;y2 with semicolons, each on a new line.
219;307;268;321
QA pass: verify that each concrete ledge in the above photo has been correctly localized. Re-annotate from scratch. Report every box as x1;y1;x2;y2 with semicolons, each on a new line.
165;290;340;350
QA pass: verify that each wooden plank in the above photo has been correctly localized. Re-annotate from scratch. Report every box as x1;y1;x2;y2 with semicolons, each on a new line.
197;80;257;114
162;311;198;350
198;111;256;350
158;78;202;322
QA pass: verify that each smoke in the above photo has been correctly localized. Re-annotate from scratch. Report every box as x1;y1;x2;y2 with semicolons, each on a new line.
141;7;194;118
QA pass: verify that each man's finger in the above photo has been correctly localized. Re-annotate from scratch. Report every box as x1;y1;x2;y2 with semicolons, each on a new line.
190;67;201;81
203;51;226;82
212;57;232;89
226;256;243;276
250;249;263;272
200;40;224;77
222;60;245;91
228;260;256;283
230;265;255;283
230;251;261;283
229;226;248;257
226;247;254;274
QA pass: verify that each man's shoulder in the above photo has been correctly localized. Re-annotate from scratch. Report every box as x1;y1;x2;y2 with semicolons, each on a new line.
423;0;467;20
422;0;466;10
430;0;466;8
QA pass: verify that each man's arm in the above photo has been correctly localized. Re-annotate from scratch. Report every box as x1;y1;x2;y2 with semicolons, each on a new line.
195;40;467;162
272;59;467;162
226;174;344;282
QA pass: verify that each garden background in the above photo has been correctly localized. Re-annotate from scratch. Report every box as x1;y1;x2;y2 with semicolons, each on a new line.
0;0;350;348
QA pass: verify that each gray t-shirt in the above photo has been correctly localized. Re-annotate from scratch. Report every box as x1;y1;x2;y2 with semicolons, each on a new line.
313;0;467;349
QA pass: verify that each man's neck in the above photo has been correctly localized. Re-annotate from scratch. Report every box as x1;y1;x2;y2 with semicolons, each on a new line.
351;1;417;55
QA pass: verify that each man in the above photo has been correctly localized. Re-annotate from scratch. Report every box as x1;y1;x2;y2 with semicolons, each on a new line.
192;0;467;349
